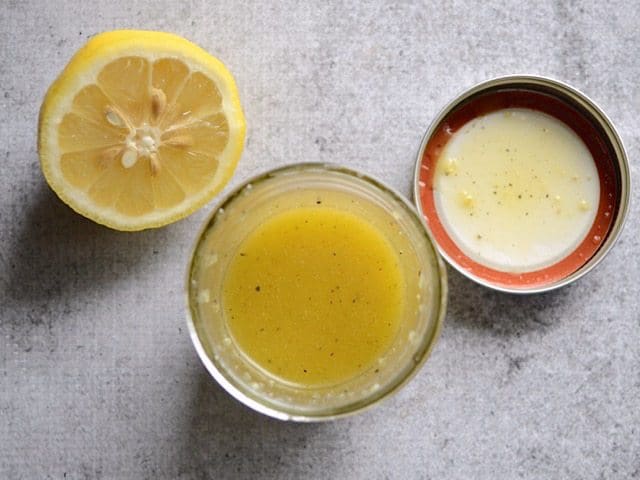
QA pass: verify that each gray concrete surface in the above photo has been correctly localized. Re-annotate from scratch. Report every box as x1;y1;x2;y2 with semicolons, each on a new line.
1;1;639;478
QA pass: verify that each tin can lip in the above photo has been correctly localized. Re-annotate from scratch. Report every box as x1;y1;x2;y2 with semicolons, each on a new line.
186;162;448;421
413;74;631;294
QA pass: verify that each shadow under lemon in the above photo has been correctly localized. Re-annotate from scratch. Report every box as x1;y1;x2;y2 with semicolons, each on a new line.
2;180;183;337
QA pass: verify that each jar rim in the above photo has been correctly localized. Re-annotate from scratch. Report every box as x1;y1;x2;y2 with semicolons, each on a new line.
185;162;448;421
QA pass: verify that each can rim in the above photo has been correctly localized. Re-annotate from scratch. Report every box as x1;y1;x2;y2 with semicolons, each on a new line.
413;74;631;294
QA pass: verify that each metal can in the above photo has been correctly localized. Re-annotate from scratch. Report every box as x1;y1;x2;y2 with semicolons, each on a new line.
414;75;630;293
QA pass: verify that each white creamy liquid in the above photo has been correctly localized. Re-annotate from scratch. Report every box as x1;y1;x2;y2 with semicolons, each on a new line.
434;108;600;273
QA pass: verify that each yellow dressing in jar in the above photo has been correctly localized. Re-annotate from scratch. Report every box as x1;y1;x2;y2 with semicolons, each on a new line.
221;206;403;386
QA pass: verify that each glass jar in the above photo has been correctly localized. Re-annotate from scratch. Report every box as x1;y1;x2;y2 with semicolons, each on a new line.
186;163;447;421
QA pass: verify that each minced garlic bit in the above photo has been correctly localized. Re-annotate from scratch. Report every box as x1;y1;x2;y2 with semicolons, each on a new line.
443;157;458;176
460;190;474;208
197;289;210;304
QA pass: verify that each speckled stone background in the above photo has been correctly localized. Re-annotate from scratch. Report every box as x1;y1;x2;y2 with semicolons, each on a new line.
1;1;639;478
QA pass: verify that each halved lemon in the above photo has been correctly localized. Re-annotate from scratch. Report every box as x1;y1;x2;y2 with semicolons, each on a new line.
38;30;246;231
